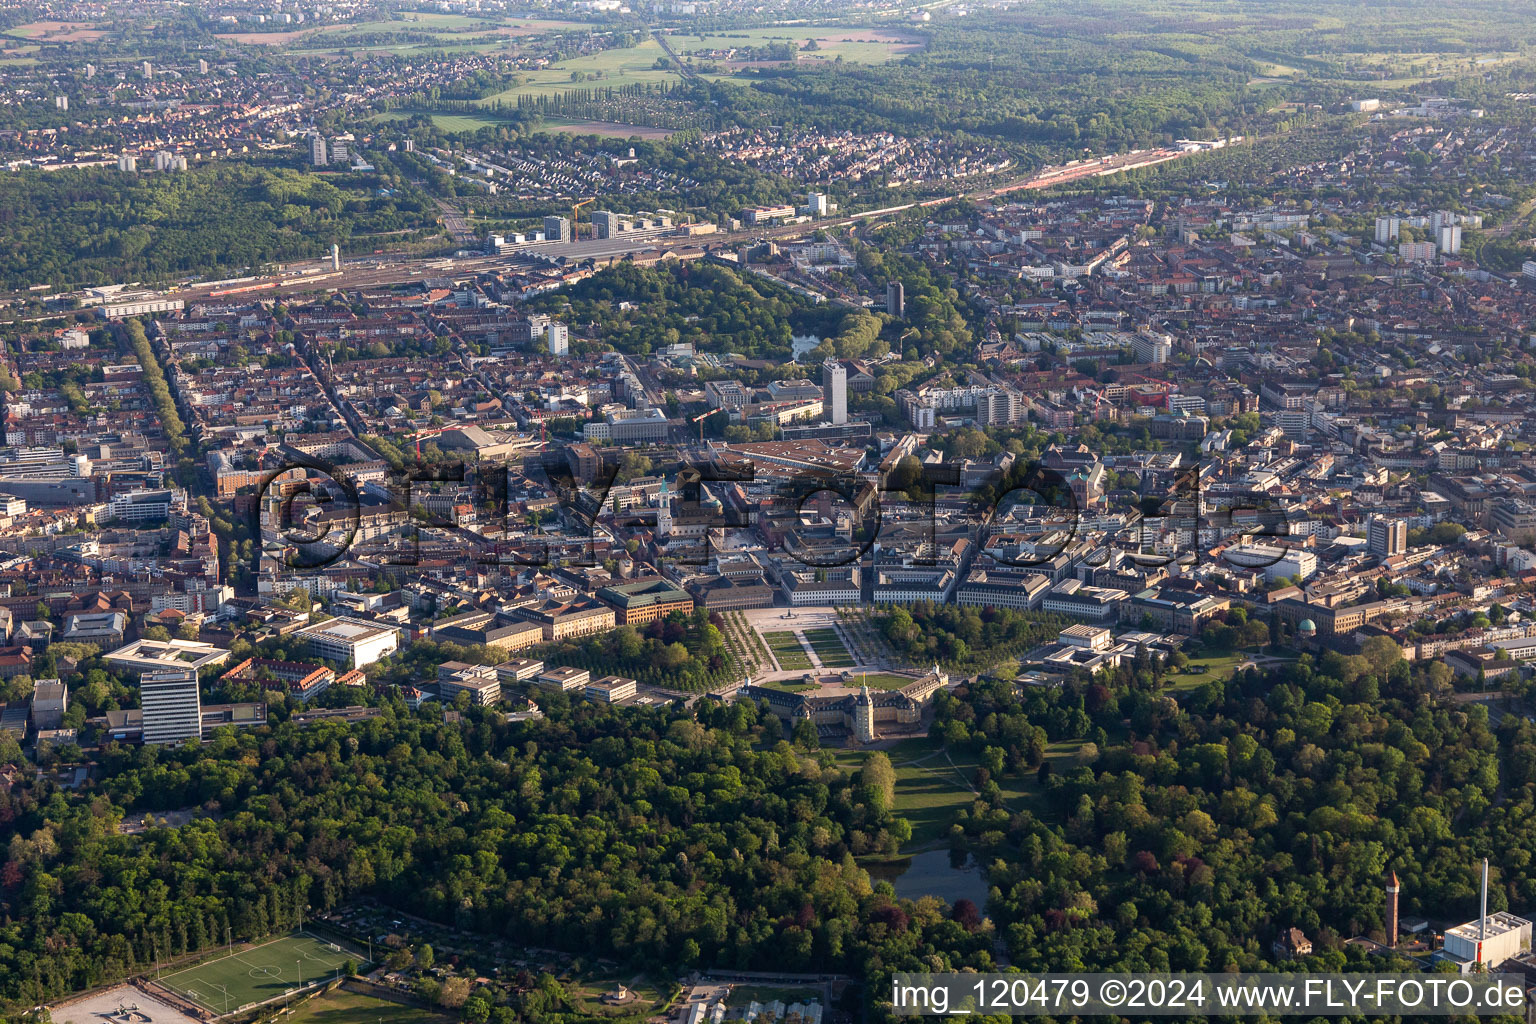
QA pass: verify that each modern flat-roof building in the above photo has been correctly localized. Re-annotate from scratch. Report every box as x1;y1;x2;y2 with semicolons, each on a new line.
32;678;66;730
436;662;502;706
1443;912;1532;970
296;616;399;668
1041;579;1127;623
140;667;202;745
496;658;545;683
587;676;638;703
106;637;231;675
536;666;591;691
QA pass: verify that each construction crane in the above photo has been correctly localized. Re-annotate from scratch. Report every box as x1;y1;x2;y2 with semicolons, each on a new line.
689;409;713;442
572;197;595;240
409;425;451;457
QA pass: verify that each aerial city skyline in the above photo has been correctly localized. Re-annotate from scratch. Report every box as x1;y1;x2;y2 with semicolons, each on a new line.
3;0;1536;1022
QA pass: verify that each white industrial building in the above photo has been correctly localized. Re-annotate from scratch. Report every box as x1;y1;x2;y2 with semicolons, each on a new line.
1443;912;1531;971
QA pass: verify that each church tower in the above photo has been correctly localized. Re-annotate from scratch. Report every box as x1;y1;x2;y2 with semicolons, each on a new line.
656;481;672;537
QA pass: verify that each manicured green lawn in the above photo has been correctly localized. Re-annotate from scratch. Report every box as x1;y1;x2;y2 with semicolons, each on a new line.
763;631;812;670
371;110;512;132
803;628;854;666
835;738;1086;848
851;673;917;690
1163;652;1264;692
759;679;816;693
286;990;455;1024
565;972;673;1017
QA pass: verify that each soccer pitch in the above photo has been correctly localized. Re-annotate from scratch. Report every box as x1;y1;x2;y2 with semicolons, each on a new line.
158;934;356;1016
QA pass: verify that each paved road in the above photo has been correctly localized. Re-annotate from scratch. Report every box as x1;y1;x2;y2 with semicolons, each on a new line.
436;199;476;247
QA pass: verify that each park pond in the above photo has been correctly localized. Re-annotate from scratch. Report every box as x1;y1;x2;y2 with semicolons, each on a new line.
865;848;990;908
791;334;824;360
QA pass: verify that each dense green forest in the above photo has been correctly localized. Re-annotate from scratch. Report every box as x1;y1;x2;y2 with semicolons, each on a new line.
703;0;1536;153
524;262;846;360
0;162;438;289
933;648;1534;981
2;642;1532;1021
0;696;992;1016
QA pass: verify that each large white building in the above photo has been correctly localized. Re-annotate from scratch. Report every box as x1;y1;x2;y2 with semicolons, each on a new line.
140;667;202;745
1443;912;1531;970
107;637;231;675
297;617;399;668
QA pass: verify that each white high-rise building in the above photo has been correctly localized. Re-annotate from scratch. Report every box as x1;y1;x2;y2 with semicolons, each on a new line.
55;95;68;111
117;153;137;173
1133;330;1172;364
85;63;96;79
807;192;829;217
543;215;569;242
1438;224;1463;254
1374;217;1400;244
547;323;569;356
140;667;201;745
142;60;153;80
822;359;847;425
310;135;328;167
198;58;209;74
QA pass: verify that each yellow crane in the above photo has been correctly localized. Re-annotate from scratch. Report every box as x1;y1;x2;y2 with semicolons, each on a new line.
572;197;595;240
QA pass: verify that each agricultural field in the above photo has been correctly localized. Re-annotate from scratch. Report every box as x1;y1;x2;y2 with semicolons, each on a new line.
481;38;677;102
666;26;924;66
221;15;583;54
371;110;512;132
6;21;108;42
